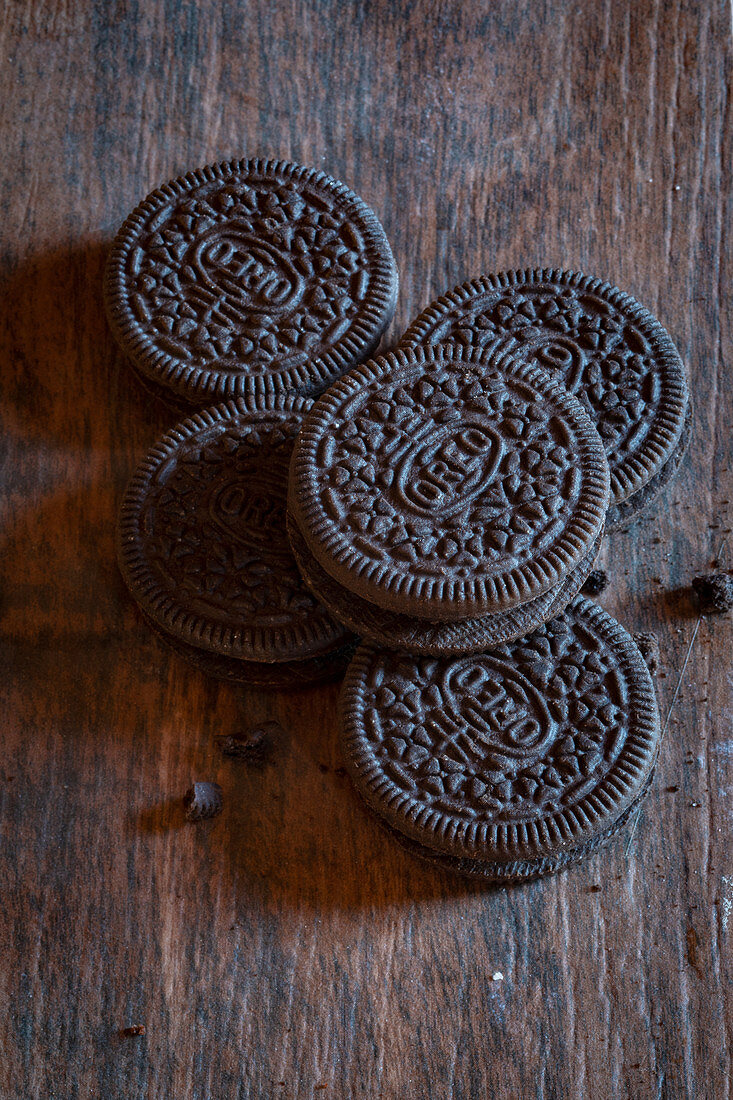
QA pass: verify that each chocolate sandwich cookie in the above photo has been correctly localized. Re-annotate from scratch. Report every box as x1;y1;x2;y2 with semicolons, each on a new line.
289;343;610;623
340;597;660;881
400;269;689;523
105;158;398;406
118;394;354;687
288;513;604;655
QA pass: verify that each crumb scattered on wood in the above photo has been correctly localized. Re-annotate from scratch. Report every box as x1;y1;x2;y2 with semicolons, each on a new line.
581;569;608;596
692;571;733;613
183;781;223;821
120;1024;146;1037
216;720;283;760
633;631;660;674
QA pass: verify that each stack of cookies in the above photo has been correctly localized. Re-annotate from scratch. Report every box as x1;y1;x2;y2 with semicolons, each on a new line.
116;394;358;689
108;159;690;883
111;159;397;686
287;341;610;655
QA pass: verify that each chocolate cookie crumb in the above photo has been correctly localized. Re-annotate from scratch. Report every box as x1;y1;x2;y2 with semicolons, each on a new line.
183;781;223;821
216;721;283;760
581;569;608;596
692;572;733;613
120;1024;146;1037
633;631;660;674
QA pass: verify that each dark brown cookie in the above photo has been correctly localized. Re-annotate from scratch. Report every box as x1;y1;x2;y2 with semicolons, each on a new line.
340;597;660;882
289;343;610;621
118;394;354;679
400;269;689;511
105;158;398;406
376;770;654;881
288;512;603;655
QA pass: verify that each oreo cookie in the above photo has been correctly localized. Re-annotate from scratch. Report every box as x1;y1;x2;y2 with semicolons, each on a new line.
118;394;354;687
289;513;604;655
400;269;689;524
340;597;660;881
289;343;610;624
105;158;398;406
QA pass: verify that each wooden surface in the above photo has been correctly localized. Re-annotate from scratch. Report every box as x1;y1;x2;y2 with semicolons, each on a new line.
1;1;731;1097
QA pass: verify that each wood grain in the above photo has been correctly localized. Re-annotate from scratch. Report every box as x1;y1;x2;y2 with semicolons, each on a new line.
0;1;730;1097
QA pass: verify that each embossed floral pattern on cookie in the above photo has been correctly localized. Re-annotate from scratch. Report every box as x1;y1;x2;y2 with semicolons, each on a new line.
400;269;688;507
118;395;352;662
290;344;609;620
340;597;660;876
105;159;398;404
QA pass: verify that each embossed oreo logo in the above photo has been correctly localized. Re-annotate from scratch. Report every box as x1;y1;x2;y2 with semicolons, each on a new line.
426;657;554;764
190;229;301;313
520;333;585;393
393;421;501;518
211;466;292;562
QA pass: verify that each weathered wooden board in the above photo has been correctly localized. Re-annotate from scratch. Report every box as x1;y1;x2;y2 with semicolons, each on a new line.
0;1;730;1096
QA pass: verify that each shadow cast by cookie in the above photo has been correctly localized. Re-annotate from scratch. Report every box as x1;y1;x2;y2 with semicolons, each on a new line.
211;680;531;913
1;240;179;454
